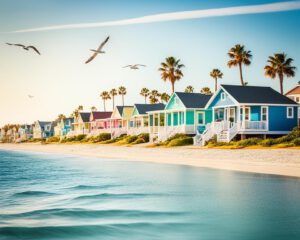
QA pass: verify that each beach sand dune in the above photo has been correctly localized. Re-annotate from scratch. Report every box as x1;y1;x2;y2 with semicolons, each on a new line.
0;143;300;178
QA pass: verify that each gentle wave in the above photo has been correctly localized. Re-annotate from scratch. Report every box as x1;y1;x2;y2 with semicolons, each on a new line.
65;184;122;190
0;208;187;219
13;191;57;197
73;192;161;200
0;222;197;239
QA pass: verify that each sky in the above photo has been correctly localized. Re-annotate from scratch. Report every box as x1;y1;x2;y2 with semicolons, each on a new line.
0;0;299;126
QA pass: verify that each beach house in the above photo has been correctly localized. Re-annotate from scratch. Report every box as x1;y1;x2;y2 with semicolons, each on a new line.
286;82;300;125
194;85;299;145
54;118;74;137
147;92;212;142
128;103;165;136
89;111;112;136
18;124;33;141
71;112;91;136
33;121;55;139
110;106;134;138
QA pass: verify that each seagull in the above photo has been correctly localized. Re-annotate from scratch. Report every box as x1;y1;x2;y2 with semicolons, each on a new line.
123;64;146;70
28;95;34;99
85;36;110;64
6;43;41;55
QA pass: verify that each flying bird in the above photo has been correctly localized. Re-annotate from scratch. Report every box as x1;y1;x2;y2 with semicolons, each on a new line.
6;43;41;55
123;64;146;70
85;36;110;64
28;95;34;99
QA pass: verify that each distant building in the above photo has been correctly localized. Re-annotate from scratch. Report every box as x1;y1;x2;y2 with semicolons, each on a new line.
33;121;55;139
286;82;300;125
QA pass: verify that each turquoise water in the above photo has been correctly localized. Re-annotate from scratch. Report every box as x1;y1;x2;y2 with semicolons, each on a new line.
0;150;300;240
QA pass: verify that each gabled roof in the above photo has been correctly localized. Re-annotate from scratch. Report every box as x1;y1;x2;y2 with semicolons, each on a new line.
38;121;52;127
134;103;165;115
79;112;91;122
175;92;212;108
91;111;112;120
285;85;300;95
221;85;297;105
116;106;132;116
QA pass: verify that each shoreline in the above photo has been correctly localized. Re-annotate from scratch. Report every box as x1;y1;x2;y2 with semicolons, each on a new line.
0;143;300;178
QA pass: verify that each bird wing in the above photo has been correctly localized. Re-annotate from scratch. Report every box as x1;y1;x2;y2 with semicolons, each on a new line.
96;36;110;52
27;46;41;55
123;65;132;68
137;64;146;67
14;44;26;48
6;43;13;45
85;52;98;64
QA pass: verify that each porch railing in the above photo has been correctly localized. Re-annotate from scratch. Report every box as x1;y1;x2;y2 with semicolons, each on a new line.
240;121;268;131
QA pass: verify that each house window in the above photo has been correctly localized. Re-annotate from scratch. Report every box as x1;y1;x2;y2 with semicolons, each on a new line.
221;93;226;101
197;113;205;125
296;97;300;103
261;107;268;121
287;107;294;118
244;107;250;121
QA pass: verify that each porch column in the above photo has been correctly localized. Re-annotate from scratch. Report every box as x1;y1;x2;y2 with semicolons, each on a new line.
171;112;174;126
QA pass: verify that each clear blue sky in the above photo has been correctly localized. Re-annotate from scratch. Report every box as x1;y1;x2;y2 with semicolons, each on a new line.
0;0;299;125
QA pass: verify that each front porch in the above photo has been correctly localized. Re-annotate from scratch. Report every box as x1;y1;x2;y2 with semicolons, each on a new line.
127;115;149;136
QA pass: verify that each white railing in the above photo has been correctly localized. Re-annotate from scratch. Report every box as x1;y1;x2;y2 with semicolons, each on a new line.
228;123;238;142
111;127;127;139
240;121;268;131
193;123;213;146
127;127;148;136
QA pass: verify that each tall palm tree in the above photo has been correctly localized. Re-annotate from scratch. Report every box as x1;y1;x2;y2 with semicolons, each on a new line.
264;53;296;94
210;68;223;92
110;88;118;109
160;92;170;103
149;90;160;104
185;85;194;93
159;56;184;93
77;105;83;112
100;91;111;111
140;88;150;104
200;87;212;95
118;86;127;106
57;114;66;122
90;106;97;112
227;44;252;86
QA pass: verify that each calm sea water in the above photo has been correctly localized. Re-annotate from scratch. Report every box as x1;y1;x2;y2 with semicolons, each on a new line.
0;150;300;240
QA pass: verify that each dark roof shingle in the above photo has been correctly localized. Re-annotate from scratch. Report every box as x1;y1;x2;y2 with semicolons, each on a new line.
175;92;212;108
135;103;165;114
221;85;297;105
79;112;91;122
91;111;112;120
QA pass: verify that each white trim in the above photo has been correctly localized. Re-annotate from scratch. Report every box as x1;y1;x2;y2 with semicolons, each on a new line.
261;106;268;122
238;103;299;107
287;106;294;119
244;107;250;121
221;92;226;101
196;112;205;125
205;86;240;109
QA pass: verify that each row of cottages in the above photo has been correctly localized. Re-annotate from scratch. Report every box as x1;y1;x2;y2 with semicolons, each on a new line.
194;85;299;145
33;121;56;139
54;118;74;137
148;92;212;142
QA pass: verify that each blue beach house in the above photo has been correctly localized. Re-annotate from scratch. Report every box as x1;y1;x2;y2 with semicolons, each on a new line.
195;85;299;145
148;92;212;142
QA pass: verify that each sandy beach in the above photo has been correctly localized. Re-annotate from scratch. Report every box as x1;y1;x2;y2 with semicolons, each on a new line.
1;143;300;178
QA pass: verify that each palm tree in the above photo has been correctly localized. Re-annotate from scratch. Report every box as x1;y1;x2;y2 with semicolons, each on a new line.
110;88;118;109
118;86;127;106
159;56;184;93
210;68;223;92
264;53;296;94
200;87;212;95
160;92;170;103
77;105;83;112
185;85;194;93
227;44;252;86
90;106;97;112
140;88;150;103
57;114;66;122
149;90;160;104
100;91;111;111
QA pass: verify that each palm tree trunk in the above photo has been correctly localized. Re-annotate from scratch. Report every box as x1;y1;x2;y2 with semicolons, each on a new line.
279;74;284;95
112;97;115;109
103;100;106;112
238;63;245;86
215;78;217;92
122;95;124;106
171;82;175;93
145;96;147;104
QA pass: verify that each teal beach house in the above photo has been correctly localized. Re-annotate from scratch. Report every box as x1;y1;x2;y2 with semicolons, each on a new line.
195;85;299;145
148;92;212;142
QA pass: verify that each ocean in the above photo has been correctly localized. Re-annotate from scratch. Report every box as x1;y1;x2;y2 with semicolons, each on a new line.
0;149;300;240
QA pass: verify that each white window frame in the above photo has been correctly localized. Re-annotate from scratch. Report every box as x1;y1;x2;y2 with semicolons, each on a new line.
244;107;250;121
221;92;226;101
287;107;294;119
261;106;268;122
197;112;205;125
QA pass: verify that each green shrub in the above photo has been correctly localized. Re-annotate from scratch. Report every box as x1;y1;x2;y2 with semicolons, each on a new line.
125;135;138;143
167;137;193;147
260;138;276;147
235;138;262;147
47;136;60;143
132;138;146;144
76;134;86;141
293;138;300;146
91;133;111;143
102;135;126;144
138;133;149;143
